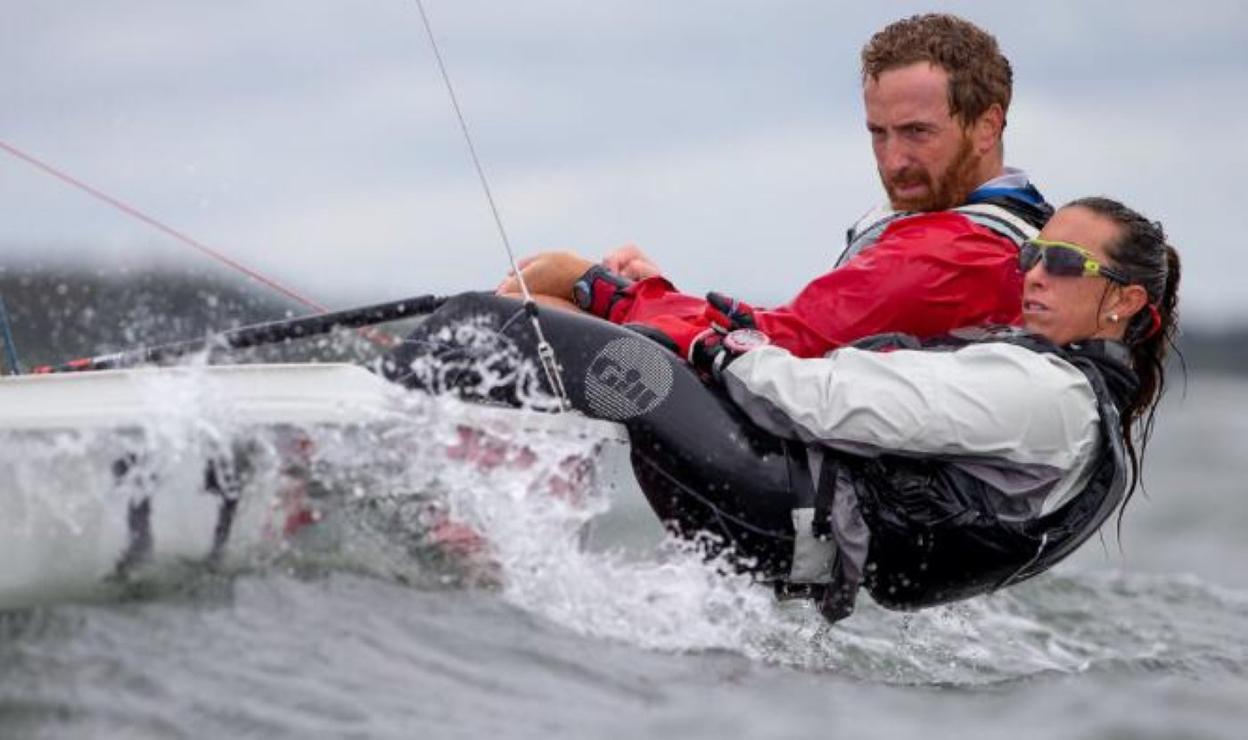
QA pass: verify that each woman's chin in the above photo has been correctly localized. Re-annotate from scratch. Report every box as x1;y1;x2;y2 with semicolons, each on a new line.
1023;316;1061;345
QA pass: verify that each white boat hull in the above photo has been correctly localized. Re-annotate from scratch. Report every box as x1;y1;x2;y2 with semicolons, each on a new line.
0;363;626;610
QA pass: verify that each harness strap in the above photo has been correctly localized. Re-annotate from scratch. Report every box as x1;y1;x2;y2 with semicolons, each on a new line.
838;200;1043;267
836;206;912;267
785;442;837;584
205;455;243;565
950;203;1038;246
812;454;839;539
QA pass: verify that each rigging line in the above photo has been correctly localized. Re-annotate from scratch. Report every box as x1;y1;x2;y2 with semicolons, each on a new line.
0;138;327;313
411;0;526;297
412;0;571;409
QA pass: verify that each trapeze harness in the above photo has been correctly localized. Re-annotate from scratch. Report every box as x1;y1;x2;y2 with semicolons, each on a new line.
777;330;1134;621
836;186;1053;269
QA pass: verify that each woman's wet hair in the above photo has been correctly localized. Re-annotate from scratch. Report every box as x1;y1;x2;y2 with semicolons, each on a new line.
1067;196;1182;526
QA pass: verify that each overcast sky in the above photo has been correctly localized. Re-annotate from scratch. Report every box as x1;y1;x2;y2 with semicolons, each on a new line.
2;1;1244;326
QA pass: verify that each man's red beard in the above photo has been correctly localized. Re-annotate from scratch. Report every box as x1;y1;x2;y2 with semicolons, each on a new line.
882;134;981;212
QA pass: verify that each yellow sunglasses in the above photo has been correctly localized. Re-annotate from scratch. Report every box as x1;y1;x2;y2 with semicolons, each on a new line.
1020;239;1131;285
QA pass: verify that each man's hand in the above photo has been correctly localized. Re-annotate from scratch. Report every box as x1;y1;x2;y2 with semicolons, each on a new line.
602;244;662;280
497;251;595;300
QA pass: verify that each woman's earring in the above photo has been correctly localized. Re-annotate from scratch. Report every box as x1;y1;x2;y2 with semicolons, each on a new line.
1109;313;1120;323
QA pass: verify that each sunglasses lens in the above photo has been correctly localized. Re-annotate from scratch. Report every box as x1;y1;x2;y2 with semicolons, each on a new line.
1019;242;1041;272
1022;241;1091;277
1043;245;1088;277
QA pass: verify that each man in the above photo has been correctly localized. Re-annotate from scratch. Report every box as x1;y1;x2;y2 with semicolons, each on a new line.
499;13;1052;359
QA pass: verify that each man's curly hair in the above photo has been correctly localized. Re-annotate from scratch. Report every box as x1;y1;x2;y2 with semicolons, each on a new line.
862;13;1012;127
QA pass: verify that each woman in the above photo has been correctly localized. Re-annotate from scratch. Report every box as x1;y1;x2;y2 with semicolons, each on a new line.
689;197;1180;619
384;197;1179;622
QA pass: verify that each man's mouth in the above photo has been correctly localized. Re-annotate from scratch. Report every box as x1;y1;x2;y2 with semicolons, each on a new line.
890;176;928;192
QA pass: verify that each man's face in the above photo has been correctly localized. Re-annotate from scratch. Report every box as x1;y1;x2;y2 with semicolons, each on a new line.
864;62;982;212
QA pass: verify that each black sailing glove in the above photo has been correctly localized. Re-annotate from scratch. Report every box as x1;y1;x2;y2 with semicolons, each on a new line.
689;291;769;382
689;327;770;383
704;291;758;331
572;265;633;319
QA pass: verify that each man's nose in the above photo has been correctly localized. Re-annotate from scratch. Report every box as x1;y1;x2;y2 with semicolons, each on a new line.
877;136;911;174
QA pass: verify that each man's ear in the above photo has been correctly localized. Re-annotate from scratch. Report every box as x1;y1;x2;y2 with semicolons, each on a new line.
970;103;1005;156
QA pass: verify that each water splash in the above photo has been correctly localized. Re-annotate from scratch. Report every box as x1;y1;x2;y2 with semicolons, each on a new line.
4;358;1246;690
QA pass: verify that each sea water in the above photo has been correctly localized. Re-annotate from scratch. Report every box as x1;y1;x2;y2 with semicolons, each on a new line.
1;372;1246;739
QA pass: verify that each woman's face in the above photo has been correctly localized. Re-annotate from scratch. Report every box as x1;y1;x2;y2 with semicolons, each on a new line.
1022;206;1135;346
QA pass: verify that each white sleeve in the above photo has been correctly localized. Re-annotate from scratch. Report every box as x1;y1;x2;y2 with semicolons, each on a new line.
720;343;1101;472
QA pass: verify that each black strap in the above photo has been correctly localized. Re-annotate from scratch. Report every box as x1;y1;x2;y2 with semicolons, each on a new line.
204;457;243;565
785;441;815;509
115;497;153;577
112;453;153;577
812;455;839;540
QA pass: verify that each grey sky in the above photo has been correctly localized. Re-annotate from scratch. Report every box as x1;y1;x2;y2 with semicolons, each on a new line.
2;1;1244;326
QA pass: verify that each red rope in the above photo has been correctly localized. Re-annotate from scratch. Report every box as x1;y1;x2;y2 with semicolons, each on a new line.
0;139;328;313
0;139;402;348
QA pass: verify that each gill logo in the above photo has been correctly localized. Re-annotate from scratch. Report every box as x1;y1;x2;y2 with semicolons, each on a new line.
588;356;658;410
583;337;673;420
